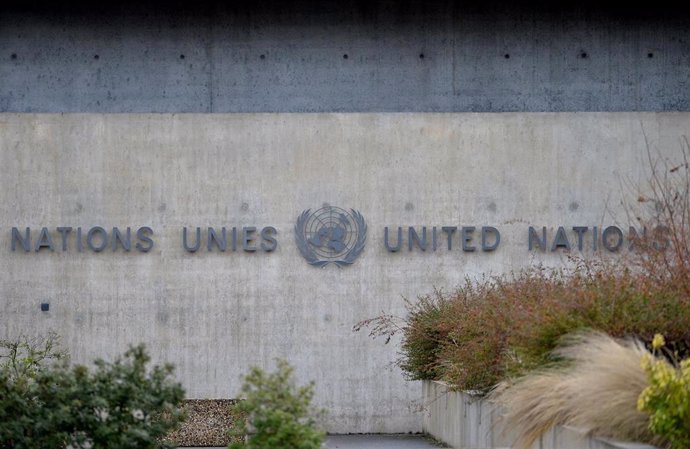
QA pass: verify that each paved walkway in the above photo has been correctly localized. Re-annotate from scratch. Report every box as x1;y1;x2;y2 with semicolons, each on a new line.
326;434;444;448
188;433;445;448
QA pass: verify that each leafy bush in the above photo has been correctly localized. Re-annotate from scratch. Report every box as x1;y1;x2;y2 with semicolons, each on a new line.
0;332;68;380
0;335;185;449
229;359;324;449
638;335;690;449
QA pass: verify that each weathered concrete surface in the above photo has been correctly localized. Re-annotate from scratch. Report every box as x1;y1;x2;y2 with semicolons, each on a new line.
0;113;687;433
422;381;511;448
2;3;690;112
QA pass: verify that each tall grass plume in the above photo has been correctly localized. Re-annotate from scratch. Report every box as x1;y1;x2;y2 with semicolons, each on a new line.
490;331;666;449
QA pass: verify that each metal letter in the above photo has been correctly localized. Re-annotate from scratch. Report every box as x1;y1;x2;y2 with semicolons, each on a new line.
243;227;257;252
572;226;588;251
260;226;278;252
111;227;131;251
528;226;546;251
627;226;645;251
551;226;571;251
86;227;108;252
408;226;427;251
182;227;201;252
481;226;500;251
461;226;475;252
77;227;83;252
602;226;623;252
441;226;457;250
207;227;227;252
56;227;72;251
11;227;30;252
384;227;402;252
135;227;154;252
35;227;54;252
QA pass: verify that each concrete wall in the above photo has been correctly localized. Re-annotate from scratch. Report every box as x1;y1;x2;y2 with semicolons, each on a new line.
2;2;690;112
422;380;659;449
0;113;687;433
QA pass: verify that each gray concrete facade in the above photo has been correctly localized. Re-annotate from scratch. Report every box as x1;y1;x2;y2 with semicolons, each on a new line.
0;113;687;433
2;2;690;113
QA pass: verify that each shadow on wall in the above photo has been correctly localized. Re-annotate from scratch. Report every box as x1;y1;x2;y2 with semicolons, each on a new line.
2;0;690;112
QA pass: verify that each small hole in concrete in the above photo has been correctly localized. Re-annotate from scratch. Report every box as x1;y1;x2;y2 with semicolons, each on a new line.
419;53;424;59
504;54;510;59
648;52;654;58
11;53;17;60
343;53;348;59
94;54;99;60
179;54;185;59
580;52;588;58
260;54;265;59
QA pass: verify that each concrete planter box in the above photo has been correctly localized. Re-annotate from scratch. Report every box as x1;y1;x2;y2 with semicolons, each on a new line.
422;380;658;449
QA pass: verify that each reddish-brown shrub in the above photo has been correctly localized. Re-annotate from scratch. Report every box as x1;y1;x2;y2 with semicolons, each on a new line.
376;266;690;392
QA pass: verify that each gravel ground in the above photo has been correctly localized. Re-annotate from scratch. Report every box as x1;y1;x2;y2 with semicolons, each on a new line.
162;400;444;448
161;399;245;447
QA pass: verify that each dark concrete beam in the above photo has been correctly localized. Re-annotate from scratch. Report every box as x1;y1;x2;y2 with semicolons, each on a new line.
2;1;689;112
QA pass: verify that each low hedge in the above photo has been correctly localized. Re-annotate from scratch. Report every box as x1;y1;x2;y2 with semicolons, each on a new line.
376;264;690;392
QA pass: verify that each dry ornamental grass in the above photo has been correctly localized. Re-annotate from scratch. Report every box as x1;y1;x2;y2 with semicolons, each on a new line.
490;332;667;449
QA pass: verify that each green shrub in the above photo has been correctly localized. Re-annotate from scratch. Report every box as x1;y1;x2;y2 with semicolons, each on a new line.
0;332;68;381
0;336;185;449
638;335;690;449
229;359;324;449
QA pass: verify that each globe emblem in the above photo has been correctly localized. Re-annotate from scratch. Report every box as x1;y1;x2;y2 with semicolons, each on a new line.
295;206;367;267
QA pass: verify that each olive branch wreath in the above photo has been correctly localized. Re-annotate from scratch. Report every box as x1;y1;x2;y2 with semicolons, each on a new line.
295;209;367;268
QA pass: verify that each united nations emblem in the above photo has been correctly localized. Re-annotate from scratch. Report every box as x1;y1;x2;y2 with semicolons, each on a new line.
295;206;367;267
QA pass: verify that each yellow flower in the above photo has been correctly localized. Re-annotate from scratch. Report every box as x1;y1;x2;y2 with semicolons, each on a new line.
641;353;652;370
652;334;665;350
